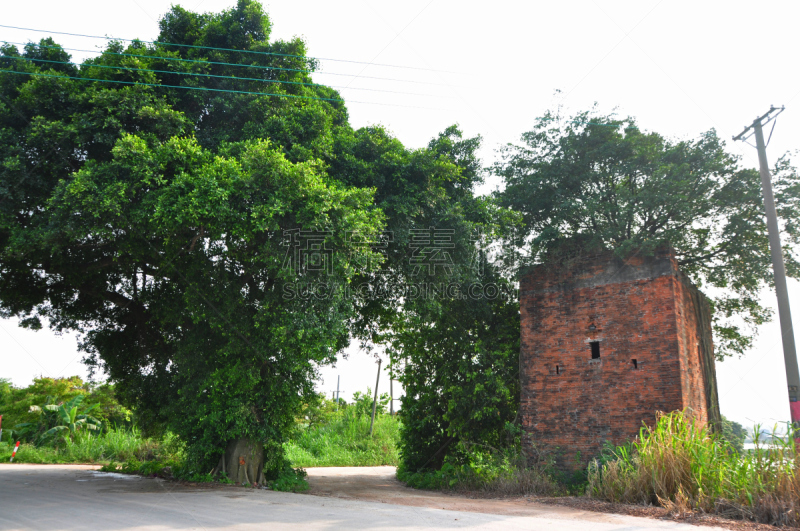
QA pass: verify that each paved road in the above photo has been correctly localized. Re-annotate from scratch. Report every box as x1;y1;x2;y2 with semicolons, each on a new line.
0;464;723;530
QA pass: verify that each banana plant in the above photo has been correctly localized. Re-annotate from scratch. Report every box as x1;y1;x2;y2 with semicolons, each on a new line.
39;395;102;442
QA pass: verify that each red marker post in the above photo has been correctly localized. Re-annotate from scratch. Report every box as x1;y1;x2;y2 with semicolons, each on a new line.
10;441;20;462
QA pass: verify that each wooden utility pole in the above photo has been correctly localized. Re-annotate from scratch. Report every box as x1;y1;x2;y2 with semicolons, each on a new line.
733;106;800;432
369;359;381;436
335;375;341;411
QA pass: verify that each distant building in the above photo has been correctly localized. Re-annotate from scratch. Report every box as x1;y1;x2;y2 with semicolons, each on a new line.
519;247;721;471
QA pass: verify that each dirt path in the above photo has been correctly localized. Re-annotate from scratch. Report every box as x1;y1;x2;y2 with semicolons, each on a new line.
305;466;628;518
303;466;777;531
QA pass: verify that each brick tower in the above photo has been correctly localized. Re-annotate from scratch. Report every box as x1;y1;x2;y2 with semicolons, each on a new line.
519;247;721;470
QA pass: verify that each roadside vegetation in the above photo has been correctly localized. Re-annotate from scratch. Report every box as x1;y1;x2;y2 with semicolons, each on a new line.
398;441;563;497
286;391;400;467
588;412;799;527
0;377;398;491
0;376;180;465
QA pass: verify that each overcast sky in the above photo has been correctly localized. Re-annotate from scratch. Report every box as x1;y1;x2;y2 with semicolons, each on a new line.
1;0;799;430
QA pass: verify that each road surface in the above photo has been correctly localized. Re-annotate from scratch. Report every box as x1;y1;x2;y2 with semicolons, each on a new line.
0;464;724;530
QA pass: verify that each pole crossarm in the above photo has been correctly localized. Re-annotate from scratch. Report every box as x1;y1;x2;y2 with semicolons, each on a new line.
733;105;785;142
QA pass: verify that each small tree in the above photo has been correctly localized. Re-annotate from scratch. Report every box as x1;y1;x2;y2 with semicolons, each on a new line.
38;395;102;443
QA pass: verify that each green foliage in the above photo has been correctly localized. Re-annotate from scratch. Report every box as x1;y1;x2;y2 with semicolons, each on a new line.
0;377;131;443
295;393;339;431
350;388;390;417
267;462;309;492
495;108;800;357
347;124;523;476
392;275;521;472
1;0;502;476
35;394;102;443
0;0;388;472
588;411;800;527
720;415;747;454
398;442;560;496
285;404;400;467
0;426;179;464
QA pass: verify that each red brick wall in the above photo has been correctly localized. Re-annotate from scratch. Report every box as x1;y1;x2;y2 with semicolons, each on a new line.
520;249;719;470
674;274;721;427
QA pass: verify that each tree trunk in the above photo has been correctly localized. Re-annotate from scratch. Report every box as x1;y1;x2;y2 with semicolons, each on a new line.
214;438;265;486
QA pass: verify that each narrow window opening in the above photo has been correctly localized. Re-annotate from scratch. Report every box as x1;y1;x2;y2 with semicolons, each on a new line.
590;341;600;359
632;359;638;369
556;365;560;375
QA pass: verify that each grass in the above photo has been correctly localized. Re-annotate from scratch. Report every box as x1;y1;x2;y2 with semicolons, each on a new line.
285;411;400;467
0;427;181;465
588;411;800;527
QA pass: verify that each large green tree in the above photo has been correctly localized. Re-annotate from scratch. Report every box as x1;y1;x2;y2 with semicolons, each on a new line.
0;0;502;479
330;126;522;474
0;1;384;477
495;108;800;357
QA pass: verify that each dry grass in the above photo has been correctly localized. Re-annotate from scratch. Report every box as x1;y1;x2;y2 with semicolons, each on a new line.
588;411;800;527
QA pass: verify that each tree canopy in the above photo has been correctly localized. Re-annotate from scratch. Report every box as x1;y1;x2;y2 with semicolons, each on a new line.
0;1;390;474
495;109;800;357
0;0;493;475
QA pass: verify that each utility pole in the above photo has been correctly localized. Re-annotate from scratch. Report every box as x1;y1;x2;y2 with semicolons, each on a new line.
733;105;800;434
335;375;341;411
369;359;381;436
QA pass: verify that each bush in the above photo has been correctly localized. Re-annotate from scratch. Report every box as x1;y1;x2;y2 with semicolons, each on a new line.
398;441;561;496
588;411;800;527
268;463;309;492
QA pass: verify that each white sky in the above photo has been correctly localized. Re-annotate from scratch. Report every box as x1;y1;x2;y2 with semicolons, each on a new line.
1;0;799;430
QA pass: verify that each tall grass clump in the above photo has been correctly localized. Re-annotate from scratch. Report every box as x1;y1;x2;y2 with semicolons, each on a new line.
588;411;800;527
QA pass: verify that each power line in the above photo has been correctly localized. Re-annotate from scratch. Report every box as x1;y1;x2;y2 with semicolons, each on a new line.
0;69;445;110
0;23;465;75
2;55;453;99
0;68;340;101
2;40;456;88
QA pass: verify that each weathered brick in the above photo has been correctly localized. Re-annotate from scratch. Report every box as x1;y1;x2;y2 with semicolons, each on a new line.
520;248;721;471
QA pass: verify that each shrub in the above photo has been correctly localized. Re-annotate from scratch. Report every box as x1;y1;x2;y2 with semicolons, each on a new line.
268;463;309;492
398;441;561;496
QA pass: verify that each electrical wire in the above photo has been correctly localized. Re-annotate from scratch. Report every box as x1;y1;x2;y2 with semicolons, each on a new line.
0;23;465;75
2;55;453;99
0;69;445;110
2;40;456;88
